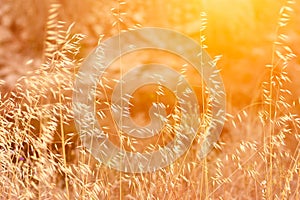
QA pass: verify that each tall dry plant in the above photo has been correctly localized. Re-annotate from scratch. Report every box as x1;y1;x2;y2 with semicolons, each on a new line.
261;0;299;198
0;2;84;199
0;0;299;199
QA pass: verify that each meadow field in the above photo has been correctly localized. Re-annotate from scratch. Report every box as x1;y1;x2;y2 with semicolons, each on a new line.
0;0;299;199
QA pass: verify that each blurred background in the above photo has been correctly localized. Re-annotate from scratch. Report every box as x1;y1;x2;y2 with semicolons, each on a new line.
0;0;299;110
1;0;299;198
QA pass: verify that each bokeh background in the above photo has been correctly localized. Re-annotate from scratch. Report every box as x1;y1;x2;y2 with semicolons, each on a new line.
1;0;299;108
0;0;299;199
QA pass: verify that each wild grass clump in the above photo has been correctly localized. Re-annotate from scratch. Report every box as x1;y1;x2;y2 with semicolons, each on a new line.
0;0;299;199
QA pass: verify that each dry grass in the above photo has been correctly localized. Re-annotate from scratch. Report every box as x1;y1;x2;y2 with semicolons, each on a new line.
0;0;299;199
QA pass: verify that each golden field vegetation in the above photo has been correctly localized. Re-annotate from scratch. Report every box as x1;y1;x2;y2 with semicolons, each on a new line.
0;0;299;199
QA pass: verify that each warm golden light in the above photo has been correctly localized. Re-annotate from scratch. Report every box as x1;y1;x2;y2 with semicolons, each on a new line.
0;0;299;199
